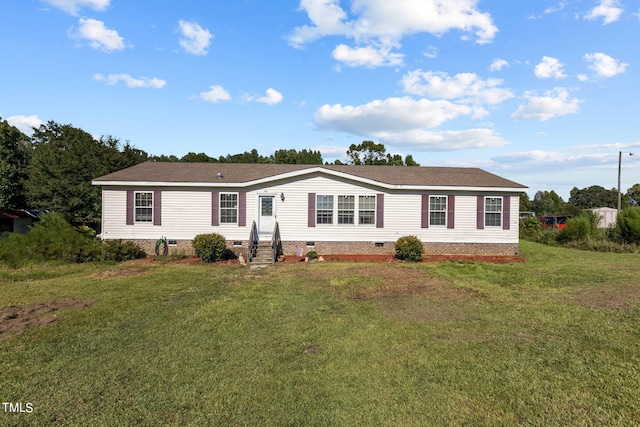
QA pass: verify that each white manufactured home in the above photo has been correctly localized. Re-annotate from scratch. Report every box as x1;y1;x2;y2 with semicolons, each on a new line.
92;162;527;259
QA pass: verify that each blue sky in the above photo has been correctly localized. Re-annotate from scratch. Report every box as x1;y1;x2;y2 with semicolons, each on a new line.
2;0;639;199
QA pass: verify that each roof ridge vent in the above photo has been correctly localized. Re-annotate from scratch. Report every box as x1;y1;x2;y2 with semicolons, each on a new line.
216;172;223;178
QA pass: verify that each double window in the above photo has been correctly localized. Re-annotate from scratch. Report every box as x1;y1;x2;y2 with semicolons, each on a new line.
485;197;502;227
317;194;375;225
429;196;447;226
135;192;153;222
220;193;238;223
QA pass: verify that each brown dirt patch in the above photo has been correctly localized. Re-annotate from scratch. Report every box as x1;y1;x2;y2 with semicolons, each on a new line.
0;298;96;336
93;267;149;279
566;285;640;310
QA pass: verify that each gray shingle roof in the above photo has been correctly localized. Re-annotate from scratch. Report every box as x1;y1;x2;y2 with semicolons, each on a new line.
93;162;527;189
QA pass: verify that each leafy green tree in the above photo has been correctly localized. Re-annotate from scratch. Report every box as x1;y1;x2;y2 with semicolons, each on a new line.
149;154;180;162
519;192;534;213
569;185;620;209
271;149;323;164
347;141;419;166
218;149;269;163
181;152;215;162
625;184;640;207
27;121;144;229
0;117;31;208
615;207;640;244
530;190;567;215
347;141;388;165
404;154;420;166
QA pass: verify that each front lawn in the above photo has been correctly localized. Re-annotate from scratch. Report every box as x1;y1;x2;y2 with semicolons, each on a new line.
1;241;639;425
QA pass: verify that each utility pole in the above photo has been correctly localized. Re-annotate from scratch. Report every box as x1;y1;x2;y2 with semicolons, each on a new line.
618;151;634;213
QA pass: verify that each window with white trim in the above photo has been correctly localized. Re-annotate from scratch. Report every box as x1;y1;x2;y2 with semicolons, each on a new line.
485;197;502;227
135;192;153;222
429;196;447;226
338;195;355;224
358;195;376;225
220;193;238;223
316;195;334;224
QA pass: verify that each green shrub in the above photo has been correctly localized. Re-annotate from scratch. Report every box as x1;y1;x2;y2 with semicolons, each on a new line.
306;251;318;259
102;239;147;262
395;236;424;262
615;207;640;244
0;213;146;266
193;233;227;262
557;215;592;243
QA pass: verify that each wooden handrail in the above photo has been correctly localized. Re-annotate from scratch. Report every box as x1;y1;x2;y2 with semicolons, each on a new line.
271;221;282;263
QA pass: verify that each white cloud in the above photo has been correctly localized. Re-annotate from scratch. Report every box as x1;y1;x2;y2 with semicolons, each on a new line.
332;41;404;67
256;88;284;105
570;141;640;151
584;52;628;78
40;0;109;15
289;0;498;67
534;56;567;79
401;70;513;105
5;115;44;135
313;96;507;150
490;58;509;72
423;46;438;59
178;20;213;56
491;150;614;173
70;18;125;52
315;97;475;133
373;128;508;151
94;73;166;88
511;88;582;121
585;0;623;24
197;85;231;103
544;1;568;15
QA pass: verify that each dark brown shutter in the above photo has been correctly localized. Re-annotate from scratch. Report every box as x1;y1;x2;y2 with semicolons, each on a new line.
477;195;484;230
126;190;134;225
238;192;246;227
211;192;219;226
308;193;316;227
421;194;429;228
153;191;161;226
502;196;510;230
376;194;384;228
447;195;455;229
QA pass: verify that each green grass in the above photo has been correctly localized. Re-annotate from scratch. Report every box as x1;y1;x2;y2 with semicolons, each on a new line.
1;241;640;426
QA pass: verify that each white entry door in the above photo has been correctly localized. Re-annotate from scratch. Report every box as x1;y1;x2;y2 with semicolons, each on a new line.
258;195;276;237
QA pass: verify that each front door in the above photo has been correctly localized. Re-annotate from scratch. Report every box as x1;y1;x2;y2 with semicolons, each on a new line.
258;195;276;237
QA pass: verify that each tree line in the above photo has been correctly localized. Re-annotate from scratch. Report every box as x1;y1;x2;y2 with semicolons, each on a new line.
0;119;419;230
520;185;640;217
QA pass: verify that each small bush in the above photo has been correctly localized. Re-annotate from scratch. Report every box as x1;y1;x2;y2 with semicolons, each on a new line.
395;236;424;262
102;239;147;262
557;215;593;243
615;207;640;245
193;233;227;262
306;251;318;259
